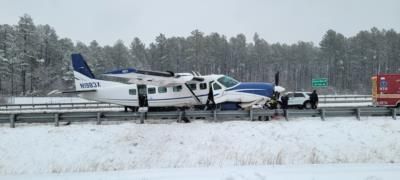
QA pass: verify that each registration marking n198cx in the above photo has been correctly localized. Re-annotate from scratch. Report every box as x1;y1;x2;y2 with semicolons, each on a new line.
80;82;101;88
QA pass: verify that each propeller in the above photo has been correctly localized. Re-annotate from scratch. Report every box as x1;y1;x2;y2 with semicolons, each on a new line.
274;71;285;93
272;71;285;109
275;71;279;86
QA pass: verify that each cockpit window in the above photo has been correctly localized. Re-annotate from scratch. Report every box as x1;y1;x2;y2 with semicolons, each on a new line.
217;76;239;88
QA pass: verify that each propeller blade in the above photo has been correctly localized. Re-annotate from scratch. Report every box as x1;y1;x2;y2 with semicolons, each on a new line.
274;71;280;86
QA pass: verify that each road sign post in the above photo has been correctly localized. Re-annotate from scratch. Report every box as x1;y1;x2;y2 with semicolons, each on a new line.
312;78;328;88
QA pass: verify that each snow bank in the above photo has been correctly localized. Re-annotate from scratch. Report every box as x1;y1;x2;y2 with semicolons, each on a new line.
3;164;400;180
1;117;400;175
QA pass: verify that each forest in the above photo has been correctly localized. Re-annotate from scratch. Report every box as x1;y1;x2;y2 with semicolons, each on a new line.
0;14;399;96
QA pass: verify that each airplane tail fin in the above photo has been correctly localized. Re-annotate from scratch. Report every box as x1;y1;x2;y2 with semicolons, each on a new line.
71;53;98;91
72;54;96;79
71;53;124;91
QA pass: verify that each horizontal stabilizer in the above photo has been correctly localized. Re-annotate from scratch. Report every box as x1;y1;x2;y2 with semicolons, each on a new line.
62;89;97;94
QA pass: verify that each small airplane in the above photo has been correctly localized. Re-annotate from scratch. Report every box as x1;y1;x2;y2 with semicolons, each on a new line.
67;53;285;111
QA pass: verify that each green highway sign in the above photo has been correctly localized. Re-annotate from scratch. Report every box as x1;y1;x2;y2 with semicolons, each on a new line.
312;78;328;88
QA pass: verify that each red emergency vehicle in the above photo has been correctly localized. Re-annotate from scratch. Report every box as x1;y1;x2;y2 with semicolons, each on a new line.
371;74;400;107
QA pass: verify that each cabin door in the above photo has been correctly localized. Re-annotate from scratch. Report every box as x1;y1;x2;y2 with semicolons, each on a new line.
137;84;148;107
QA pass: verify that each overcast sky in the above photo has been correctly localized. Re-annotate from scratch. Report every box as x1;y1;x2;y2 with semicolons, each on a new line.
1;0;399;46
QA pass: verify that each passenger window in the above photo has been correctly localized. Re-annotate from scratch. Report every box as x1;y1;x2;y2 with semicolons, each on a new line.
188;84;197;90
200;83;207;90
213;83;222;90
158;87;167;93
173;85;182;92
148;87;156;94
294;93;304;97
129;89;137;95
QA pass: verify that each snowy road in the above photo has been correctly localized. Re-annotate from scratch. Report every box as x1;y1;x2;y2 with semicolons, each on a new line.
1;116;400;178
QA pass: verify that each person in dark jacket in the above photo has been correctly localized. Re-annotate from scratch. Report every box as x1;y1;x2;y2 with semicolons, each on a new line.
310;90;319;109
281;95;289;109
205;85;216;110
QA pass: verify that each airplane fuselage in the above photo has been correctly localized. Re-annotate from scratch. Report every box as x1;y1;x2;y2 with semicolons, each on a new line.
70;53;282;109
78;74;274;108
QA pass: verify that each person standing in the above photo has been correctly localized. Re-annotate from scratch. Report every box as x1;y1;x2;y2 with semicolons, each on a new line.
281;95;289;110
205;84;216;110
310;90;319;109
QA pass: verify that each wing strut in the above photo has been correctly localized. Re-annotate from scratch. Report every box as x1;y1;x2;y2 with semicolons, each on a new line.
184;83;202;104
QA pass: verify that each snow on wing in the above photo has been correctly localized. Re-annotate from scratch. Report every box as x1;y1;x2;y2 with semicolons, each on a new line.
103;68;194;87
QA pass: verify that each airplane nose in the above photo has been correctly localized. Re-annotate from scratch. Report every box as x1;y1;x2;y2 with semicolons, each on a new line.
274;85;285;93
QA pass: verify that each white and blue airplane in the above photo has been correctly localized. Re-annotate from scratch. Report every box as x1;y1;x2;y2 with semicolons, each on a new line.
69;53;285;110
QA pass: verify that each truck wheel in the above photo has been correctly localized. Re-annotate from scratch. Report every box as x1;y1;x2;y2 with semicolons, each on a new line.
303;101;312;109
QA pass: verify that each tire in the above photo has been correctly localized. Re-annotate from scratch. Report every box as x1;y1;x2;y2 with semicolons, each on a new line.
303;101;312;109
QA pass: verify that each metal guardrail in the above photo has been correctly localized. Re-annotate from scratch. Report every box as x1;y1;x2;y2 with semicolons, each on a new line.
0;107;397;128
320;95;371;98
0;95;372;111
0;102;122;111
319;95;371;103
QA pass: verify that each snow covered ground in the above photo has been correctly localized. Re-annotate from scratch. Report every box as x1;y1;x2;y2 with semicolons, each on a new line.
1;117;399;179
3;164;400;180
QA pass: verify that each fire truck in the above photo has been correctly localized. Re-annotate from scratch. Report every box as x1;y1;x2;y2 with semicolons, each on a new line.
371;74;400;107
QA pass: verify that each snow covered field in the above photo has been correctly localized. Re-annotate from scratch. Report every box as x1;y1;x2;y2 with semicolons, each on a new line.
3;164;400;180
1;117;400;179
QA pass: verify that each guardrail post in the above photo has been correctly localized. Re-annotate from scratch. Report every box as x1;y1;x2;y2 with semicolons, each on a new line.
320;109;325;121
9;114;15;128
178;111;183;123
356;108;361;120
140;112;145;124
284;109;288;121
213;110;217;121
392;108;397;120
54;113;59;126
97;112;102;125
249;109;253;121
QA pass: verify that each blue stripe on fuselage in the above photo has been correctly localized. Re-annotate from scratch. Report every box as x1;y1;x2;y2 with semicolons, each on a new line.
98;93;218;102
227;82;274;97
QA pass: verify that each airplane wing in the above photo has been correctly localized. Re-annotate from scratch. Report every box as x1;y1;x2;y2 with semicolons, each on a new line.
102;68;203;87
62;89;97;94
